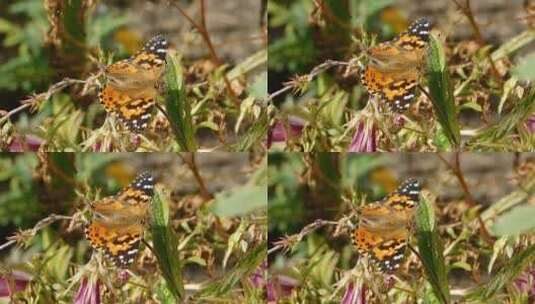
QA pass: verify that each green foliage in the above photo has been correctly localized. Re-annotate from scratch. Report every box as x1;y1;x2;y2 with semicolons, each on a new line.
0;0;50;91
468;88;535;150
426;34;461;148
0;153;40;226
212;156;267;217
513;53;535;81
468;245;535;301
268;0;316;73
415;192;450;304
150;186;184;301
491;205;535;236
164;53;198;151
195;241;266;300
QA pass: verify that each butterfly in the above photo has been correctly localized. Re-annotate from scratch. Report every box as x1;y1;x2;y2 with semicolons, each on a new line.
352;178;421;272
360;18;431;112
99;35;168;132
85;172;154;268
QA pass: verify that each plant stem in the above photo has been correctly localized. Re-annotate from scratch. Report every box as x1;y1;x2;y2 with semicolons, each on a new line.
179;153;212;201
169;0;239;106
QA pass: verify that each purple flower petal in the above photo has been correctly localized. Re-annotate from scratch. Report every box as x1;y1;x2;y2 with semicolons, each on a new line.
341;281;366;304
8;135;43;152
348;119;377;152
514;267;535;296
0;271;31;297
74;278;101;304
250;261;267;288
268;116;305;148
526;114;535;133
266;274;299;301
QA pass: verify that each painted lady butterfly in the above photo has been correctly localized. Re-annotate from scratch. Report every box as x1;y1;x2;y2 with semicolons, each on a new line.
85;172;154;268
99;35;168;132
360;18;431;112
352;178;421;272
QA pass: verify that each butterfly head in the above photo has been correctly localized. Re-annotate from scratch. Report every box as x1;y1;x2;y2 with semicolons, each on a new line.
131;171;154;196
396;178;420;201
143;34;168;61
408;18;431;41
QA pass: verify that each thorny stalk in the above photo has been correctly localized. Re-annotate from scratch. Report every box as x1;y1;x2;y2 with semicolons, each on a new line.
0;75;100;125
265;59;352;104
268;219;340;255
0;214;73;252
168;0;239;106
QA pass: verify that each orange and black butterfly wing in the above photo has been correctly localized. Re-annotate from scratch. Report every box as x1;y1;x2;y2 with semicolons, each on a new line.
361;19;431;112
85;172;154;268
99;35;168;132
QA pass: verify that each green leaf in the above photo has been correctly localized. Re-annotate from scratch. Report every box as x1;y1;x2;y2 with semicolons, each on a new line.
150;186;184;301
165;53;197;151
415;192;450;304
426;33;461;148
513;53;535;81
211;185;266;217
491;205;535;236
468;245;535;301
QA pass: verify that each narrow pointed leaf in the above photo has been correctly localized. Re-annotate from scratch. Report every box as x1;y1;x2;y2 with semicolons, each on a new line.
415;192;450;304
150;185;184;301
426;34;460;148
165;53;197;151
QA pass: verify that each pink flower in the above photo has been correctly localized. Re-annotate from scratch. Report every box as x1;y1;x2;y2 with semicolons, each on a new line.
74;278;101;304
267;116;305;148
0;271;30;297
266;274;298;302
8;135;43;152
348;119;377;152
526;114;535;133
341;282;366;304
250;261;266;289
514;267;535;296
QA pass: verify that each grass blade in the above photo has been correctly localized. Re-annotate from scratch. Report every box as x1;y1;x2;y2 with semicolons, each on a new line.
467;87;535;150
194;241;266;300
426;33;461;148
165;53;197;151
415;191;450;304
234;105;268;151
150;185;184;301
468;244;535;301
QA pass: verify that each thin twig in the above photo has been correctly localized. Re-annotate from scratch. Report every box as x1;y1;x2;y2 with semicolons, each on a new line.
0;214;73;252
450;0;502;83
436;153;494;244
179;153;212;201
168;0;239;105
